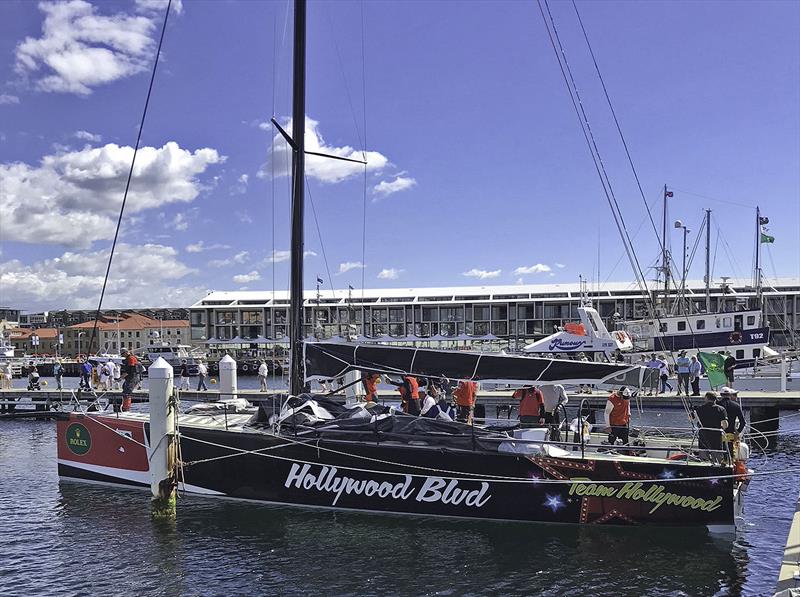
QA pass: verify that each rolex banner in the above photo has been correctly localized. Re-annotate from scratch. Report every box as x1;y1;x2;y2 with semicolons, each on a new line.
697;352;728;388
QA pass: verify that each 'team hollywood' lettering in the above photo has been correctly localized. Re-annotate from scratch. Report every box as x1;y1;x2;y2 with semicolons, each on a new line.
284;463;492;508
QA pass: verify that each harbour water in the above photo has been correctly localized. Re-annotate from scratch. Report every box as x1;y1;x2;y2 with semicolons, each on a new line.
2;383;799;596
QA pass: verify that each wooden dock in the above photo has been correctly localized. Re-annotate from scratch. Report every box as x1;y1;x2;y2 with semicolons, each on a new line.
775;491;800;596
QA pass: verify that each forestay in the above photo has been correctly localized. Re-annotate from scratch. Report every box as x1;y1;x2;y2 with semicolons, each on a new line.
304;342;644;385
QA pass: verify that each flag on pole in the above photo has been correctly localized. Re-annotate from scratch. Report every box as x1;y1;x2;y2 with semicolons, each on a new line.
760;231;775;243
316;276;324;284
665;191;673;197
697;352;727;388
348;284;354;291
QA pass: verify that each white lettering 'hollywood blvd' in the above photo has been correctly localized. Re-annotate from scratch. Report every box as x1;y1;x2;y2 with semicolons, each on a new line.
284;463;493;508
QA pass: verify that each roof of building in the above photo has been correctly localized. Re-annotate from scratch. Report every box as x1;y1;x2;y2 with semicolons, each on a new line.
7;327;59;339
68;314;189;330
191;277;800;307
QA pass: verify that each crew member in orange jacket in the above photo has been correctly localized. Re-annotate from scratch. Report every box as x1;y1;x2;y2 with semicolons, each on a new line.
388;375;422;415
361;371;381;403
453;380;478;423
513;386;545;428
605;386;632;445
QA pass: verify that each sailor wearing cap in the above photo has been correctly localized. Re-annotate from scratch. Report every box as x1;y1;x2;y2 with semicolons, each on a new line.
605;386;632;445
717;386;746;458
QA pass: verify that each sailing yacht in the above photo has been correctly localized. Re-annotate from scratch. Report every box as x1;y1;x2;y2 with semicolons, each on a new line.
55;0;751;531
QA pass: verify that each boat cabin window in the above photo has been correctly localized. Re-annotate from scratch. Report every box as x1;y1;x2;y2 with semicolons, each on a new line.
659;322;668;333
753;348;761;358
677;321;686;331
736;349;744;360
723;317;732;328
696;319;705;330
747;315;756;326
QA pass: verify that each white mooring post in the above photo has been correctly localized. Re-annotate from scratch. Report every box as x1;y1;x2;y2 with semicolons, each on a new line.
148;357;176;517
219;354;238;400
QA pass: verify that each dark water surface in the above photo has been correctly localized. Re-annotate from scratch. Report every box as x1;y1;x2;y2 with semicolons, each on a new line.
2;405;799;596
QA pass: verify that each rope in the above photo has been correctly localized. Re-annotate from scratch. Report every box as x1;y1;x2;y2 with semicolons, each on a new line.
86;0;172;355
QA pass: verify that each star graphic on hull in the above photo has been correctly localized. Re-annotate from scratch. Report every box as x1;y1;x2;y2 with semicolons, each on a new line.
544;494;565;512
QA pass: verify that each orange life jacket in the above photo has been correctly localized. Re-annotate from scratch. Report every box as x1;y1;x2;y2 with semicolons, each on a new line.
398;376;419;400
454;381;477;407
362;373;379;397
514;387;544;418
607;393;630;426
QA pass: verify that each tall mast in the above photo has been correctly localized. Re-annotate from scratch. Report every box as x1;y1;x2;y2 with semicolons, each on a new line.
661;184;670;313
704;208;711;313
289;0;307;396
754;205;762;306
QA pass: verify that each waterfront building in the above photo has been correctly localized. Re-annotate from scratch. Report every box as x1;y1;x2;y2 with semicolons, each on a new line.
188;278;800;351
18;308;189;329
62;314;189;357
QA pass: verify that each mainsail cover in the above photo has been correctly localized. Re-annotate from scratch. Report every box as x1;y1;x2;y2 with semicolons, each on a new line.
304;342;643;385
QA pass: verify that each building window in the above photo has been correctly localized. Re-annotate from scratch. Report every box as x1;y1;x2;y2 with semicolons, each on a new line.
677;321;686;331
696;319;705;330
747;315;756;326
190;311;206;326
753;348;761;358
241;311;262;325
217;311;236;325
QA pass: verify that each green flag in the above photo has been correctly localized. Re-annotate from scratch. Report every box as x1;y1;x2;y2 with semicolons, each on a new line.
760;232;775;243
698;352;727;388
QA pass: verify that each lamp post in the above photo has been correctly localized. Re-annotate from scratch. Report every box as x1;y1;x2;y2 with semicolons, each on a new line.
77;331;85;359
674;220;691;310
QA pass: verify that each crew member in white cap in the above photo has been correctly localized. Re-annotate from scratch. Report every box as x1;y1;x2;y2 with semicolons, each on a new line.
717;386;746;458
605;386;632;445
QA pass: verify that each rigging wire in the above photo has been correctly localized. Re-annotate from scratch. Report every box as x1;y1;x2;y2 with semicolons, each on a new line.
536;0;656;321
570;0;664;258
360;0;369;301
669;186;755;210
86;0;172;356
305;177;335;296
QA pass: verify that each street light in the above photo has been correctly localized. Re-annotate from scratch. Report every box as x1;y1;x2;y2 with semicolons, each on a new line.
77;331;85;359
674;220;691;307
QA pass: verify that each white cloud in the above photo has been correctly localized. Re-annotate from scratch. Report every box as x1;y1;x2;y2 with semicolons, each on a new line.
232;251;249;264
555;263;566;269
0;243;201;310
74;130;101;143
266;117;389;183
236;210;254;224
134;0;184;14
185;241;230;253
0;94;20;105
462;268;501;279
514;264;552;275
0;142;223;248
338;261;365;275
171;213;188;231
232;270;260;284
373;176;416;199
515;277;524;285
377;268;403;280
238;173;249;184
14;0;173;95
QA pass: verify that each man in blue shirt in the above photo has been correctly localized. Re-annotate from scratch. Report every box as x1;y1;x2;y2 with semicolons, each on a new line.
689;355;702;396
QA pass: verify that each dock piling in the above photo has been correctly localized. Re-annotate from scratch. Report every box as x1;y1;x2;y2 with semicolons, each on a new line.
219;355;237;401
148;357;176;518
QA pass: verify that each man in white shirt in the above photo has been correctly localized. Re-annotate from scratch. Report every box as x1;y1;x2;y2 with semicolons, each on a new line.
197;360;209;391
258;360;269;392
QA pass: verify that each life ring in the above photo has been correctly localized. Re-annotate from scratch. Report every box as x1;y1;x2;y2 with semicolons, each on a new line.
667;452;689;461
729;331;742;345
210;363;218;372
242;364;249;372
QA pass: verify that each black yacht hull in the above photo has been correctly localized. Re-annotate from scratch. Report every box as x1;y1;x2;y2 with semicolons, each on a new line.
57;414;735;530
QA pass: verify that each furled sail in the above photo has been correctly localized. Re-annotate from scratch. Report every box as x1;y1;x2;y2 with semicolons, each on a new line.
304;342;644;385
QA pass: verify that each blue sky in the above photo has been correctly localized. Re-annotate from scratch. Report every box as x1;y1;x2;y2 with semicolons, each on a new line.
0;0;798;311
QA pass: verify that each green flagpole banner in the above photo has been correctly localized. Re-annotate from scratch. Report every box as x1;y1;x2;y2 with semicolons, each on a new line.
760;232;775;243
698;352;728;388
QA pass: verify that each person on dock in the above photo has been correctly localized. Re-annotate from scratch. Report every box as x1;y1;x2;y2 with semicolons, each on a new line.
658;356;673;395
111;360;121;390
99;361;112;391
645;354;661;396
196;360;208;391
257;360;269;392
79;357;92;390
120;349;139;412
454;379;478;423
723;351;737;388
513;385;544;428
178;360;190;391
717;387;746;459
604;387;631;445
540;383;568;440
676;351;691;396
361;371;381;403
0;361;12;390
691;391;728;463
53;359;64;390
689;355;702;396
